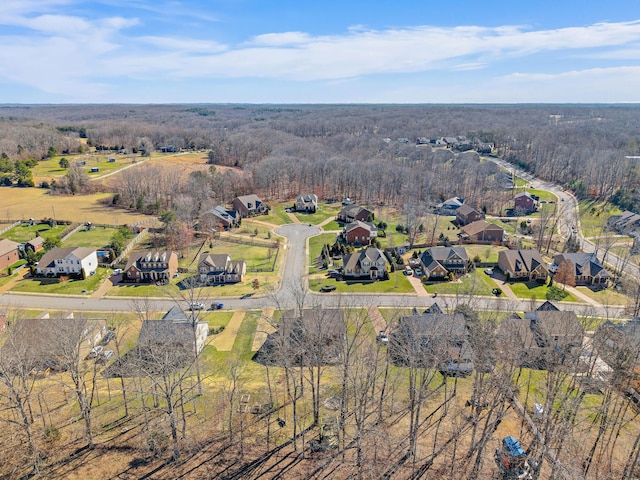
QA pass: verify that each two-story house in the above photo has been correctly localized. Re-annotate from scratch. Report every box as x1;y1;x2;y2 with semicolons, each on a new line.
342;220;378;245
294;194;318;213
419;247;469;280
342;248;388;280
232;194;269;218
498;249;548;282
198;253;246;284
36;247;98;277
124;250;179;283
337;205;373;224
514;192;540;214
0;238;20;271
455;204;484;226
552;253;610;286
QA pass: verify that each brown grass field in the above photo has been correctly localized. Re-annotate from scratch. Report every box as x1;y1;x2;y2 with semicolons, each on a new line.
0;188;155;225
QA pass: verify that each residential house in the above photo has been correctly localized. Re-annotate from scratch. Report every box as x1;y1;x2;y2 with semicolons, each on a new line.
459;220;504;243
139;307;208;354
254;308;346;366
552;253;610;286
198;253;246;284
232;194;269;218
498;249;548;282
337;205;373;224
25;236;45;253
124;250;178;283
595;318;640;370
419;247;469;280
608;210;640;234
455;204;484;226
342;220;378;245
202;205;240;230
0;317;106;373
389;313;474;376
436;196;464;214
0;238;20;271
342;248;388;280
294;194;318;213
498;310;584;369
416;137;430;145
514;192;540;214
36;247;98;277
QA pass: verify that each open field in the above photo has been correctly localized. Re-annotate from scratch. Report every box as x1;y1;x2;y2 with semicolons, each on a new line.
579;200;622;238
0;188;155;225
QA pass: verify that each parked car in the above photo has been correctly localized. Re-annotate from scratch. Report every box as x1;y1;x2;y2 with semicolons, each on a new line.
414;269;423;277
328;270;341;278
210;302;224;310
377;331;389;345
88;345;103;359
484;268;493;275
97;350;114;364
100;330;115;345
112;268;122;275
188;302;206;310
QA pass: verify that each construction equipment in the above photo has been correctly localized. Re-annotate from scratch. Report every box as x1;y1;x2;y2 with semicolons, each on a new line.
495;436;533;479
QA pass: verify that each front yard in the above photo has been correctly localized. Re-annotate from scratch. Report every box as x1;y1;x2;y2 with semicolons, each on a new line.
423;270;497;296
11;268;110;295
507;280;578;303
309;270;414;293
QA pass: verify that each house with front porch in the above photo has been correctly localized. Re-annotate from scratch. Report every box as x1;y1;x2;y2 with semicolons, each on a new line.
552;253;610;286
342;248;388;280
498;249;548;282
124;250;178;283
198;253;246;284
419;247;469;280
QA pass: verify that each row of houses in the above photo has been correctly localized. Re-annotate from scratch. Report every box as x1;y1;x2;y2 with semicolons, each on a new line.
418;246;609;285
436;192;540;218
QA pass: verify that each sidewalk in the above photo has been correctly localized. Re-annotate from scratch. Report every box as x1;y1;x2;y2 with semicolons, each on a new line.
0;268;29;294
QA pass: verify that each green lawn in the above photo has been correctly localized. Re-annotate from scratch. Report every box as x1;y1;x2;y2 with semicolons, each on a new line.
62;226;119;248
308;233;339;273
259;203;292;226
172;238;279;273
464;245;507;263
234;221;276;241
32;154;131;181
292;202;343;225
309;271;414;293
508;280;578;303
423;270;497;296
321;220;342;231
575;286;629;306
1;222;67;243
11;268;110;295
578;200;622;238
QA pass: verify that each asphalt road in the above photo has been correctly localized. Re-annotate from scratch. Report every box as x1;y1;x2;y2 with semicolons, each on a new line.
0;165;632;318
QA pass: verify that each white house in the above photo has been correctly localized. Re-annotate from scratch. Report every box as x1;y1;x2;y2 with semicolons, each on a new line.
36;247;98;277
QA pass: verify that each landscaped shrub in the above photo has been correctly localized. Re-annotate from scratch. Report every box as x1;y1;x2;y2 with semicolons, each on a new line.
546;285;569;301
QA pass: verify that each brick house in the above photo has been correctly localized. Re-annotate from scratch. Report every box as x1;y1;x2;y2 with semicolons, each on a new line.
337;205;373;223
342;220;378;245
0;238;20;271
514;192;539;214
455;204;484;226
124;250;179;283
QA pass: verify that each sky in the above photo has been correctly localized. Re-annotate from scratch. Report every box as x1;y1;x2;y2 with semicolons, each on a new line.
1;0;640;104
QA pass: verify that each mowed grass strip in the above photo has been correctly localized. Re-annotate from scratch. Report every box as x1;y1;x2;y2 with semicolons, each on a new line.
309;271;414;293
252;307;276;351
10;269;110;295
423;270;496;296
212;310;246;351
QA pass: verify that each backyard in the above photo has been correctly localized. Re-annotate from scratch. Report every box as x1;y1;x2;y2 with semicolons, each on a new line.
62;225;120;248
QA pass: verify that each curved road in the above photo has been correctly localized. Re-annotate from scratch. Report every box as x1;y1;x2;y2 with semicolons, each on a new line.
1;226;626;320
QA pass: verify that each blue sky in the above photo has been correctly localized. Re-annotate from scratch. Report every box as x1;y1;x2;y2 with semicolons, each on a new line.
1;0;640;103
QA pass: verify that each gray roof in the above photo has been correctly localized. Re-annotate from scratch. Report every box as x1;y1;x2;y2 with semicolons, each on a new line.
552;253;609;278
342;248;386;271
38;247;96;269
